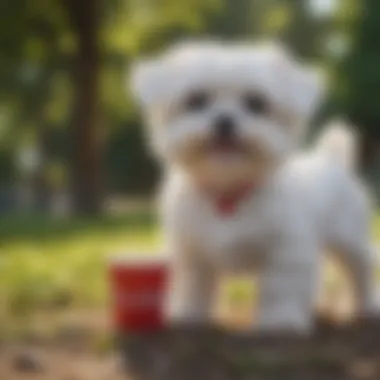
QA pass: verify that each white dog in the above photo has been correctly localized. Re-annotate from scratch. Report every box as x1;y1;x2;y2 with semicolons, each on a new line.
131;41;379;333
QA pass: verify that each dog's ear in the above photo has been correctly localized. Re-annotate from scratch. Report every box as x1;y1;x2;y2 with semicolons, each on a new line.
292;67;325;122
263;43;325;122
130;59;168;109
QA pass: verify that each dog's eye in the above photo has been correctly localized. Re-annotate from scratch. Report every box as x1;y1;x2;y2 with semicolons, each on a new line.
183;92;209;112
243;93;269;116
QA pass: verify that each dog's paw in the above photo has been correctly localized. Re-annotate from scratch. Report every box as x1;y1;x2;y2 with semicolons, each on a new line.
165;307;211;328
358;291;380;320
254;314;313;337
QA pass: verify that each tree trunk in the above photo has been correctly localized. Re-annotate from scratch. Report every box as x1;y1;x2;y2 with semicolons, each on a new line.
33;125;52;213
66;0;103;215
360;132;380;171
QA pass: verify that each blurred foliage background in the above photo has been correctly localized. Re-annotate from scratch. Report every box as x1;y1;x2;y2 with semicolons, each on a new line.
0;0;379;217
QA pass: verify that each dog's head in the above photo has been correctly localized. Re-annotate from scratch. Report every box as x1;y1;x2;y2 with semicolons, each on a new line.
131;42;324;189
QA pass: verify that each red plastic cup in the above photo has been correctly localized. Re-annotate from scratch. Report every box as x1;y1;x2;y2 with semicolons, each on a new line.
108;254;168;332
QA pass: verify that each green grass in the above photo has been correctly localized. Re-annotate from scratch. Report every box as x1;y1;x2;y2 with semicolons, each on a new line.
0;211;379;331
0;212;158;322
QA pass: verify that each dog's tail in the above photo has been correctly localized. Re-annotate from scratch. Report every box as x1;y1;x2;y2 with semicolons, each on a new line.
317;119;358;171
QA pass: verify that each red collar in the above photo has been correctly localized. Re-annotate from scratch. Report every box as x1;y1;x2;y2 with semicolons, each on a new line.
203;183;256;217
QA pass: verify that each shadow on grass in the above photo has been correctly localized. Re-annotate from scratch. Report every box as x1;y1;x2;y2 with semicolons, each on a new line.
0;212;157;243
1;211;378;244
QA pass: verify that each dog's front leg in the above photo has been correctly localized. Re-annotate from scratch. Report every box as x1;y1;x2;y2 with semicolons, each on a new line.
165;248;216;326
256;238;318;334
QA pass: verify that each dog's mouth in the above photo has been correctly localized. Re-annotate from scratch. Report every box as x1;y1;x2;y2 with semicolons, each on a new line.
205;137;248;156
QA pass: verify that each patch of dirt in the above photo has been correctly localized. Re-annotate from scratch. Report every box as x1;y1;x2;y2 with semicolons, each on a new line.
0;343;126;380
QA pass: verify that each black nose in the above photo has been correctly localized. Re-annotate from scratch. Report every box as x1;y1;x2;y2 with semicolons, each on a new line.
214;115;235;139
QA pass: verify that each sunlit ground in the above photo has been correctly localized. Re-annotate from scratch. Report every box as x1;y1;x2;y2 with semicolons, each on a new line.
0;209;379;340
0;209;379;379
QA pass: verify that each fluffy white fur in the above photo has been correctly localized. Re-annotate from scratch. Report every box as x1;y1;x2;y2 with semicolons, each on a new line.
132;41;379;333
